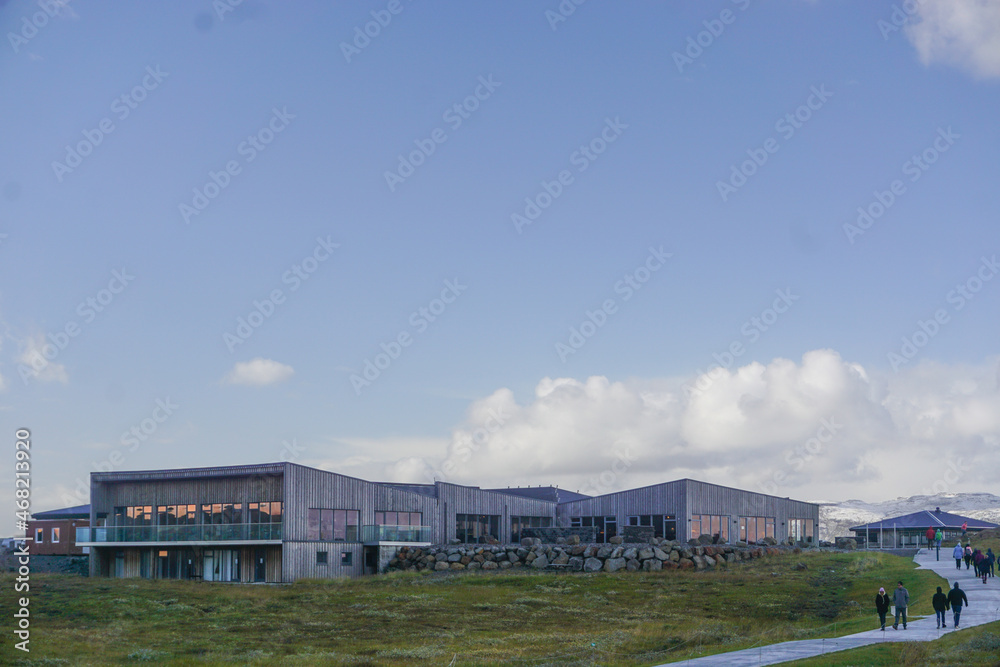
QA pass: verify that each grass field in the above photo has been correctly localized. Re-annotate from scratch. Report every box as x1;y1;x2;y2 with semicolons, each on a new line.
785;619;1000;666
0;550;948;666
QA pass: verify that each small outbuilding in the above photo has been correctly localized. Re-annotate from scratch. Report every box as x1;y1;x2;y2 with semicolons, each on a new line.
849;507;998;548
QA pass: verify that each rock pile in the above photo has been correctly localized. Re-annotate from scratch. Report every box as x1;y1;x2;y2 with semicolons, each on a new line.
386;537;805;574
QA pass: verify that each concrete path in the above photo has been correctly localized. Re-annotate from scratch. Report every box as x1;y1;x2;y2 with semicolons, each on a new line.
659;548;1000;666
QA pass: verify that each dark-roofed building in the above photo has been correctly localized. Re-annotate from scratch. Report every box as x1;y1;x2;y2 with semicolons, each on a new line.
849;507;999;548
28;504;90;556
76;463;820;582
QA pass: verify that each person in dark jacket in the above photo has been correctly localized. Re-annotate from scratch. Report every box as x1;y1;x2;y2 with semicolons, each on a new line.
947;582;969;628
973;549;985;579
892;581;909;629
875;587;891;631
932;586;950;628
987;548;995;578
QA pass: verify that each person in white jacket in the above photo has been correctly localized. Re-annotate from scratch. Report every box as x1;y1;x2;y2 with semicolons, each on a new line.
953;542;965;570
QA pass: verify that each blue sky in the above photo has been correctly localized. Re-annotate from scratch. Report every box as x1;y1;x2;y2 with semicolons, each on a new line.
2;0;999;530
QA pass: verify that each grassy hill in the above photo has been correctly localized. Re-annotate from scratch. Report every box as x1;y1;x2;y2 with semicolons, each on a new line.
0;550;949;666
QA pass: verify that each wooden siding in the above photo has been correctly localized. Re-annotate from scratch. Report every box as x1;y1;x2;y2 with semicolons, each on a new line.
556;479;819;543
283;541;365;579
556;480;687;526
90;471;284;520
436;482;557;544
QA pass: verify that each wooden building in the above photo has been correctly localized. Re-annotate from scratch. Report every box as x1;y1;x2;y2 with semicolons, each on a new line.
27;504;90;556
77;463;819;583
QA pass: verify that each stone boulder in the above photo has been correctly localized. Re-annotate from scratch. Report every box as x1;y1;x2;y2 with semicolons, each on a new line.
604;557;626;573
531;554;549;569
568;557;584;572
609;535;624;545
642;558;663;571
626;558;640;572
583;557;603;572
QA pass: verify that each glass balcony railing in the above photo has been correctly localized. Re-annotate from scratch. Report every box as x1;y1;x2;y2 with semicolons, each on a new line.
76;523;282;543
361;524;432;543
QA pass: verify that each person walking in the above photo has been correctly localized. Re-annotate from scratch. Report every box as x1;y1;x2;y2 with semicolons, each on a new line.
987;548;995;578
875;587;891;631
934;529;943;560
932;586;950;628
962;521;968;538
965;544;973;569
973;549;985;579
953;542;964;569
925;526;936;549
892;581;909;630
947;582;968;628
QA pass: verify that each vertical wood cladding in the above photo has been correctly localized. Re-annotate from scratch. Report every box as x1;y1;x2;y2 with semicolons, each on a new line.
86;465;819;582
435;483;557;544
557;479;819;543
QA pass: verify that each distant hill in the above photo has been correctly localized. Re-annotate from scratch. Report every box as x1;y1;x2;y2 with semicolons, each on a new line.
817;492;1000;541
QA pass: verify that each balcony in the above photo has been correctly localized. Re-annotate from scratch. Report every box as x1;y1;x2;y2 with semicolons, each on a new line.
76;523;282;546
361;524;432;544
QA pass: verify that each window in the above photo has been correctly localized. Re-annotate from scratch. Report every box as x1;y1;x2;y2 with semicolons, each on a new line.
739;516;776;543
691;515;729;542
569;516;617;543
51;527;61;542
341;551;352;565
626;515;677;540
316;551;328;565
455;513;500;543
510;516;553;543
374;511;422;526
788;519;814;542
307;509;359;541
34;528;43;543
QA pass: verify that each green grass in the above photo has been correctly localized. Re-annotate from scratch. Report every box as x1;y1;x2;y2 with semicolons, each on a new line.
785;620;1000;666
0;550;948;666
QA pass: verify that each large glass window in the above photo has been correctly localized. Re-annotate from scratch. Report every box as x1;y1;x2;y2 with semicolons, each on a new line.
569;516;617;543
375;511;422;526
510;515;553;543
307;509;359;541
455;513;500;543
739;516;776;543
691;514;729;542
788;518;814;542
626;515;677;540
249;501;283;539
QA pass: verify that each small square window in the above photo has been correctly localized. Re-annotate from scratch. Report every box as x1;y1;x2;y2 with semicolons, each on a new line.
316;551;328;565
341;551;352;566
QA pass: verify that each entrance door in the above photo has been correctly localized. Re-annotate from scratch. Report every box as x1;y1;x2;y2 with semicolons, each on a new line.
254;549;266;582
364;546;378;575
664;518;677;540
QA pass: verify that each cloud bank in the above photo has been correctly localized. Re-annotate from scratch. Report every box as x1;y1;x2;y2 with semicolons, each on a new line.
312;349;1000;502
906;0;1000;78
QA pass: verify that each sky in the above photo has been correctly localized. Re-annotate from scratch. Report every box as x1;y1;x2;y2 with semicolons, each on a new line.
1;0;999;533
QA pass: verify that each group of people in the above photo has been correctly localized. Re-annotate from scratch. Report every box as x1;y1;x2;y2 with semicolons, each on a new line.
875;581;970;630
952;542;995;583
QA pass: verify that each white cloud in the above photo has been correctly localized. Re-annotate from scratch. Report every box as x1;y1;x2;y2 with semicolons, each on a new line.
16;333;69;385
224;358;294;386
315;349;1000;502
905;0;1000;78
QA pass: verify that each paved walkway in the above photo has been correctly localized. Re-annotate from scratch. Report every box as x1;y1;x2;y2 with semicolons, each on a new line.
659;548;1000;666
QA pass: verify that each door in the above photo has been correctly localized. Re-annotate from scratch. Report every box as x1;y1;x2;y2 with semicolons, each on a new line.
254;549;266;582
664;518;677;540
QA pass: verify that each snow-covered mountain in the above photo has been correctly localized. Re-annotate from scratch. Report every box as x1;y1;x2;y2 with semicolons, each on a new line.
817;492;1000;541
